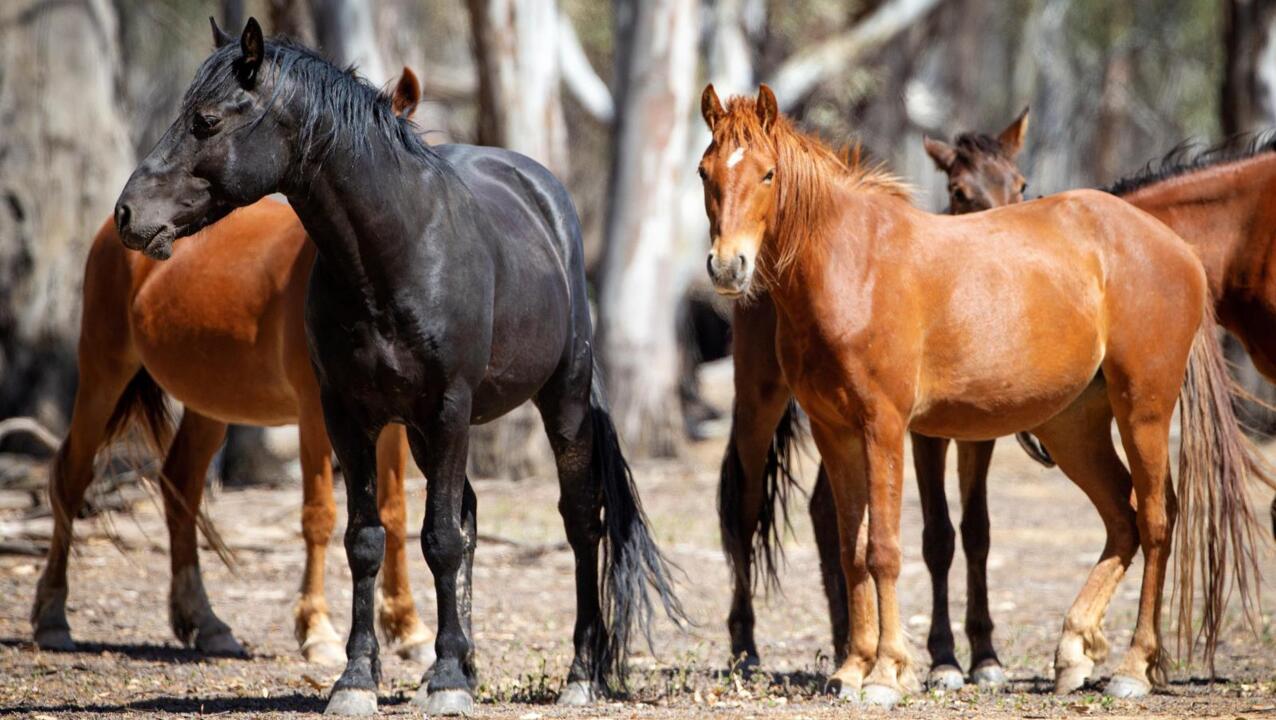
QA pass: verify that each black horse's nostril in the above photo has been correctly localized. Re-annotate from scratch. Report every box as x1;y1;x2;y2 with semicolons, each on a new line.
115;203;132;232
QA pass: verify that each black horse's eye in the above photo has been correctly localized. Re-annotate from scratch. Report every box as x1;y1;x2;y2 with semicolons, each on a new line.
192;114;222;139
762;168;774;184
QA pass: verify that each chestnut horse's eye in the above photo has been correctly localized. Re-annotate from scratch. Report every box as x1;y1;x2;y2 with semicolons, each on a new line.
1019;181;1028;195
762;168;774;184
192;114;222;139
951;186;969;204
697;166;708;181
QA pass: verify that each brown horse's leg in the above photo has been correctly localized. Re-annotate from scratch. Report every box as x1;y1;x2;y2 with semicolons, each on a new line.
32;360;138;650
162;410;242;655
294;398;344;665
720;295;793;668
911;433;960;689
1032;383;1137;694
1104;375;1177;697
808;466;849;665
956;439;1006;688
810;421;879;700
375;424;433;662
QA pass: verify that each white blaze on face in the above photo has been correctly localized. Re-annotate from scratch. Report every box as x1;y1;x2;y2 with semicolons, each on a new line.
726;146;746;169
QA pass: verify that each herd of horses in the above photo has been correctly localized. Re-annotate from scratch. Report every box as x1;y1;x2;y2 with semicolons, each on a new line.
16;16;1276;716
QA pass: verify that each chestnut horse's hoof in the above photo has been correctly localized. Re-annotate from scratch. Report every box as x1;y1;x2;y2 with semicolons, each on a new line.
861;683;902;709
970;661;1008;689
1104;675;1150;699
34;626;76;652
927;664;965;691
1054;661;1094;694
324;688;378;716
303;640;346;666
393;633;435;665
556;680;602;706
413;688;474;716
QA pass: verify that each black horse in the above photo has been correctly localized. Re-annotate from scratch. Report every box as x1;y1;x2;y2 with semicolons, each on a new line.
114;18;682;716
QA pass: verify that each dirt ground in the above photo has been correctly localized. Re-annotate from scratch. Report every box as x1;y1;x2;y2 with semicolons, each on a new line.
2;361;1276;718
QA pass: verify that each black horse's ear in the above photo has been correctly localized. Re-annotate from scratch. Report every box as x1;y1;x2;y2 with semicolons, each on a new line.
210;16;234;49
236;17;265;86
756;84;778;133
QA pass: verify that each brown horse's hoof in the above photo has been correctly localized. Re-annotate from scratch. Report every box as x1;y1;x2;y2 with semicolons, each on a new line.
861;683;902;709
927;664;964;691
971;661;1008;689
304;640;346;666
556;680;602;706
1054;662;1093;694
1104;675;1150;699
324;688;378;716
392;631;435;665
412;688;474;716
34;626;76;652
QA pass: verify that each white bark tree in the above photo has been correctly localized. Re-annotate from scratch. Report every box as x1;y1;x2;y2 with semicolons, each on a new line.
599;0;701;456
311;0;387;85
0;0;134;432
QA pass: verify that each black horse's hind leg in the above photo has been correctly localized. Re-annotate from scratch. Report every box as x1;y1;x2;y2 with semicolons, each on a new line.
406;394;478;716
535;381;606;705
809;465;849;666
322;410;385;717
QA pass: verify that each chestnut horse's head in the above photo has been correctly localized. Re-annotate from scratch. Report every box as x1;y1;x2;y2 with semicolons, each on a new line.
923;108;1030;214
698;84;783;298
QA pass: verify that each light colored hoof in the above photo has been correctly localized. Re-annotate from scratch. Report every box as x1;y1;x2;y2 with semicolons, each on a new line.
861;683;902;709
971;662;1008;689
1105;675;1150;699
394;638;435;665
324;688;378;716
304;641;347;666
34;626;75;652
412;688;474;716
197;628;247;657
556;680;601;706
1054;662;1093;694
927;665;965;691
834;684;862;704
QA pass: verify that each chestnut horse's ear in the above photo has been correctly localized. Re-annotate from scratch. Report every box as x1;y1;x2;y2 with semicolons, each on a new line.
756;84;778;132
392;66;422;119
923;136;957;171
209;16;234;49
998;106;1030;158
701;84;725;131
236;17;265;86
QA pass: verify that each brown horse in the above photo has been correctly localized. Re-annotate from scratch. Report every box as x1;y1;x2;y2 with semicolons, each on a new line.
716;109;1033;686
31;69;433;666
699;85;1272;706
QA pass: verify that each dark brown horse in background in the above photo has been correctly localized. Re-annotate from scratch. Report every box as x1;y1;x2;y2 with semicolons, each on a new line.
701;85;1273;706
32;66;433;666
717;108;1032;688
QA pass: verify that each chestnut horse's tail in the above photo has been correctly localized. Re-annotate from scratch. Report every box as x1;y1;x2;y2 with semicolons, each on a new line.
1175;317;1276;672
718;398;804;594
103;369;174;452
587;372;686;692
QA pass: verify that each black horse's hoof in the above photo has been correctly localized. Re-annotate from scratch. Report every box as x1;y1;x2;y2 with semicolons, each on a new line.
556;680;602;706
324;688;377;716
34;626;76;652
412;688;474;716
927;664;965;691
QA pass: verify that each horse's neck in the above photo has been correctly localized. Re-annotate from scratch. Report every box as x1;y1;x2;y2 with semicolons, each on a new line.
1120;154;1276;305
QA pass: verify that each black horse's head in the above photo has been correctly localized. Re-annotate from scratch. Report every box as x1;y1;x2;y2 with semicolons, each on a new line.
115;18;292;259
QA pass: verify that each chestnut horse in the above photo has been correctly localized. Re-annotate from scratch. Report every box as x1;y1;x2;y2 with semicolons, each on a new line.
699;85;1272;706
114;20;682;716
32;65;432;665
717;110;1033;686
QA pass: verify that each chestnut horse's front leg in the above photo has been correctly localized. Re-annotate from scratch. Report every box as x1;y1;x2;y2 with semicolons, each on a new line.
374;425;434;663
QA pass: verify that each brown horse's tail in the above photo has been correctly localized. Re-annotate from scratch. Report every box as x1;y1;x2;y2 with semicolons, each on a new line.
1175;317;1276;673
718;398;804;594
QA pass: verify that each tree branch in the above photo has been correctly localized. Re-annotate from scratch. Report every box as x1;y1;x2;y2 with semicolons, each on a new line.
764;0;944;110
558;10;614;123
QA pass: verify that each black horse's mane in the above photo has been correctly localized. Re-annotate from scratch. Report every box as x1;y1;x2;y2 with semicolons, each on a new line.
1104;131;1276;196
184;36;438;170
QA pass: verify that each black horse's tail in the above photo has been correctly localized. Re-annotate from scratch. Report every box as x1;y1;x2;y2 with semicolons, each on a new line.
718;398;804;594
588;373;686;692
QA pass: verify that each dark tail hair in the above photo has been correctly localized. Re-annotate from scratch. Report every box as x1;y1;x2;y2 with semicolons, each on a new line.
588;373;686;692
1014;431;1056;467
1174;317;1276;673
104;369;174;451
718;398;804;594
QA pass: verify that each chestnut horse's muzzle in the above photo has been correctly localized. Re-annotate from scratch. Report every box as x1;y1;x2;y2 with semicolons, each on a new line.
707;251;752;297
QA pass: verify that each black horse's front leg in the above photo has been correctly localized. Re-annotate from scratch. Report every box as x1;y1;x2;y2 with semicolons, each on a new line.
322;406;385;716
407;397;477;716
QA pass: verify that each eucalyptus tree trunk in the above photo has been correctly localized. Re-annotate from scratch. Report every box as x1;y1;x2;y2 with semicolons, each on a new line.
311;0;387;85
461;0;573;479
0;0;134;440
599;0;701;457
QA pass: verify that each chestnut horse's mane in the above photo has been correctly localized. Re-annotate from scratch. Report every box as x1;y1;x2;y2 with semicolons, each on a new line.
715;96;910;283
1105;131;1276;197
